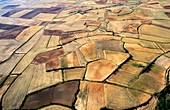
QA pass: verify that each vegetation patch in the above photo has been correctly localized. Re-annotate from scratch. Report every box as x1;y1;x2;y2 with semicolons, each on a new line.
156;85;170;110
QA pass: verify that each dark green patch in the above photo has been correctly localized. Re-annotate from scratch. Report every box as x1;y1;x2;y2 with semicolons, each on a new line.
156;85;170;110
78;87;88;100
60;57;68;68
129;89;140;98
132;63;145;68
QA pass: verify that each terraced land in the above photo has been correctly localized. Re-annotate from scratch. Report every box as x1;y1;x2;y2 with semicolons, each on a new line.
0;0;170;109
